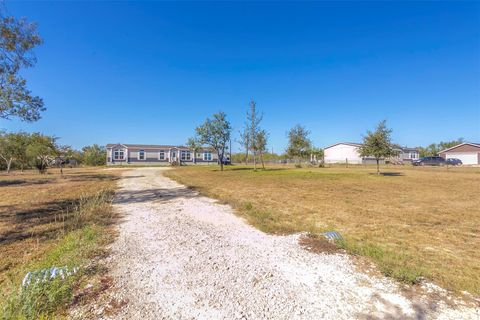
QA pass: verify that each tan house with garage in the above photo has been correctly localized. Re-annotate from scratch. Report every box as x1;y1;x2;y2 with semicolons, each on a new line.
438;142;480;165
106;143;218;165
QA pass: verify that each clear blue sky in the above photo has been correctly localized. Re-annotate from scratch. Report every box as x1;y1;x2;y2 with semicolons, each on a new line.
2;1;479;152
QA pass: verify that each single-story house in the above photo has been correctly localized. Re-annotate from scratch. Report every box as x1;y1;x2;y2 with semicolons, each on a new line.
438;142;480;165
106;143;218;165
324;142;365;164
323;142;419;164
394;147;420;162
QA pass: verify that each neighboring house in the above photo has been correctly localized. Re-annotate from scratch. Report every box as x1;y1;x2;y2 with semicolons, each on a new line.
438;142;480;165
323;142;419;164
394;147;420;162
106;143;218;165
324;142;364;164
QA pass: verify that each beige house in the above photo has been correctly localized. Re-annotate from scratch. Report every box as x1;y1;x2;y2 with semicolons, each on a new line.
106;143;218;165
438;142;480;165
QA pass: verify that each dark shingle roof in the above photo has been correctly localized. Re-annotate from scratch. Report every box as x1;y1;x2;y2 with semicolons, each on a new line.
105;143;213;152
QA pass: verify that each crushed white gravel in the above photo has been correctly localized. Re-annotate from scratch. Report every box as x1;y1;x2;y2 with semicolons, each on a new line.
73;168;479;319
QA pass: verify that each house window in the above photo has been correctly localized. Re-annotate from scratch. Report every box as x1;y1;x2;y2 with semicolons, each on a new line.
410;153;417;159
203;152;212;161
181;150;191;161
158;150;165;160
138;150;145;160
113;149;125;160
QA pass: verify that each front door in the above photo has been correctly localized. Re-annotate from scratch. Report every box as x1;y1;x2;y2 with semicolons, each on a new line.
170;150;177;162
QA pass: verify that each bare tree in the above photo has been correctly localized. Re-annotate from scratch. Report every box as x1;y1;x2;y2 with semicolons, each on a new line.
253;129;268;169
186;137;200;164
237;126;250;165
246;100;263;170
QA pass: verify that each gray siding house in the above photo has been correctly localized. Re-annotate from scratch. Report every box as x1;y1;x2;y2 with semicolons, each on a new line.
106;143;218;165
396;147;420;162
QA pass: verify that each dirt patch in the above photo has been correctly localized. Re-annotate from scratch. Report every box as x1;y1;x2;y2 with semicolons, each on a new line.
298;234;343;254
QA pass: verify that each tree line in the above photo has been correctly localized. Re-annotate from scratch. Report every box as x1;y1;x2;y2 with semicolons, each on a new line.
417;139;464;157
0;131;106;173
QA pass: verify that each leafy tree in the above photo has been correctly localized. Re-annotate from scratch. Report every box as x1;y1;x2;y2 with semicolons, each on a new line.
309;146;324;166
0;11;45;121
247;100;263;170
26;133;57;173
286;124;312;162
0;131;15;172
186;137;200;164
195;112;231;171
81;144;106;166
418;138;464;157
253;129;268;169
8;131;30;171
358;120;397;175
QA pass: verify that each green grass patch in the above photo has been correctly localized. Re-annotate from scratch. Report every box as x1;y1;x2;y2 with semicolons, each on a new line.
337;239;424;285
1;225;108;319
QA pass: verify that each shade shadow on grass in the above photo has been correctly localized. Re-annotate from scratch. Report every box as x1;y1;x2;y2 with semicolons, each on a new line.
212;167;289;172
368;172;404;177
0;179;51;187
0;192;116;245
114;187;196;205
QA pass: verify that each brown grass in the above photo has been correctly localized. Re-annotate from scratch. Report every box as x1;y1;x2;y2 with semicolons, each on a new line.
165;164;480;295
0;167;124;316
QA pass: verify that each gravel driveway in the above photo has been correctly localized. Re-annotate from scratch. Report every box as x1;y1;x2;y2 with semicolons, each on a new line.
79;167;479;319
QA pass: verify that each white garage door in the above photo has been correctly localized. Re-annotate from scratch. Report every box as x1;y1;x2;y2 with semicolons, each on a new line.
446;152;478;165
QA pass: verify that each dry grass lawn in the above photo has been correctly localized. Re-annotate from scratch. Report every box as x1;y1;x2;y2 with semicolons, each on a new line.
0;167;123;317
165;164;480;295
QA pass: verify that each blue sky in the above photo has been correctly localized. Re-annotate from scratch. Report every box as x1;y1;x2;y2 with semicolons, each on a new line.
1;1;479;152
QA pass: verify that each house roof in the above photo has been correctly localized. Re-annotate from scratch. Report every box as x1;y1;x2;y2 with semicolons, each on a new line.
325;142;418;152
106;143;187;149
438;142;480;154
401;147;419;152
106;143;214;152
324;142;362;150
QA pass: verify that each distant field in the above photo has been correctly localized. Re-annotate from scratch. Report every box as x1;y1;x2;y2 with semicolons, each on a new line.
0;167;123;318
165;164;480;295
